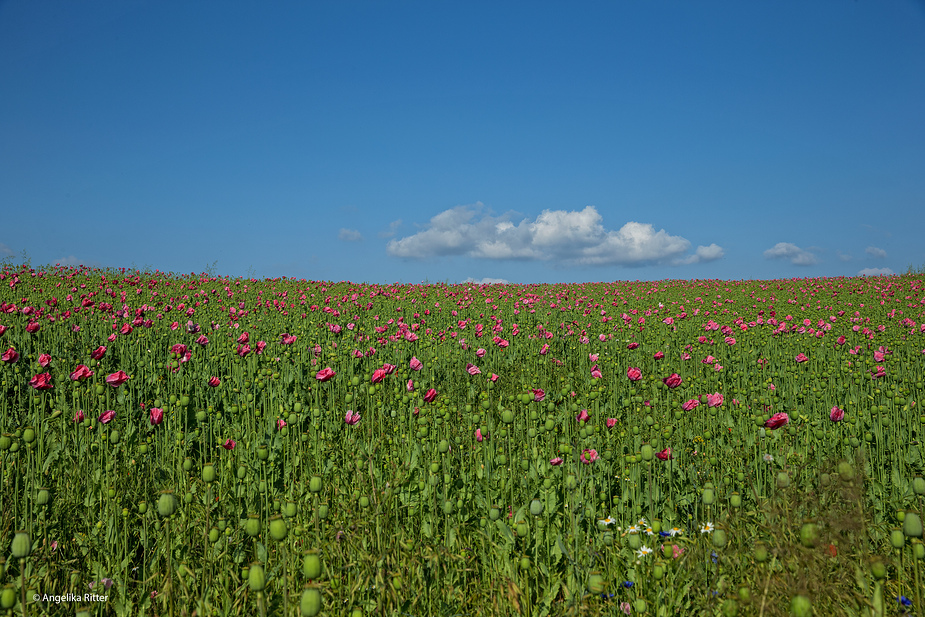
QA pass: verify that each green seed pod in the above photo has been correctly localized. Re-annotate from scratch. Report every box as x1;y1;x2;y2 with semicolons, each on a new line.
257;445;269;461
587;572;605;593
245;515;261;537
790;595;812;617
800;522;819;548
11;531;31;559
530;499;544;517
702;488;715;505
730;492;742;508
628;533;642;550
903;512;923;538
889;528;905;549
913;476;925;496
359;496;370;509
776;471;790;489
208;528;220;543
22;427;35;443
713;529;727;548
653;564;665;580
301;587;322;617
754;542;768;563
138;501;148;514
1;587;17;610
157;491;177;518
489;507;500;521
236;465;246;480
912;539;925;560
36;487;50;507
516;522;529;537
438;439;449;453
722;599;739;617
519;556;531;571
501;410;514;424
837;461;855;481
248;563;266;592
303;550;322;579
871;559;887;579
641;444;654;461
0;435;10;450
202;463;216;483
738;587;752;603
309;475;323;493
269;515;288;541
442;500;454;515
109;429;120;445
317;504;329;520
284;502;297;518
633;599;647;614
182;457;193;472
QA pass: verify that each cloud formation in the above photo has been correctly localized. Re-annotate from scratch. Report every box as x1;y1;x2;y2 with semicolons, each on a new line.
762;242;818;266
464;277;510;285
387;204;721;267
338;228;363;242
858;267;894;276
378;219;402;238
865;246;887;259
0;242;13;257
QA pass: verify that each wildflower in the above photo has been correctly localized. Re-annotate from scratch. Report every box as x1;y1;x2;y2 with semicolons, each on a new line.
315;367;336;381
466;362;481;375
98;410;116;424
1;347;19;363
898;596;912;607
683;398;700;412
635;545;653;557
620;601;632;615
764;412;789;429
829;406;844;422
763;453;774;462
70;364;93;381
622;581;634;589
424;388;437;402
711;551;718;563
606;418;617;429
626;367;642;381
795;353;808;363
549;457;563;466
576;409;590;423
222;438;236;450
669;527;683;536
106;370;129;387
344;410;361;425
700;522;714;534
409;356;423;371
475;428;484;442
580;449;598;464
208;376;220;387
662;373;683;388
637;517;648;527
149;407;163;426
599;516;616;526
672;544;684;559
626;524;640;534
276;418;286;430
73;409;85;423
656;447;673;460
29;373;53;389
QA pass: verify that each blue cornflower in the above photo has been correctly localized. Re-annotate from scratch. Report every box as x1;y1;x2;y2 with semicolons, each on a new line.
600;592;615;600
659;531;671;538
622;581;634;589
898;596;911;607
711;551;718;564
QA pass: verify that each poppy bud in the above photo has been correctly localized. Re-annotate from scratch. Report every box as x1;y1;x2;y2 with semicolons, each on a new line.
208;528;220;543
914;476;925;496
248;563;266;592
202;463;216;483
889;528;905;549
903;512;923;538
309;475;322;493
157;491;177;518
870;559;887;579
713;529;727;548
730;493;742;508
245;515;261;537
269;515;287;541
36;488;50;507
641;444;654;461
702;488;715;505
1;587;16;610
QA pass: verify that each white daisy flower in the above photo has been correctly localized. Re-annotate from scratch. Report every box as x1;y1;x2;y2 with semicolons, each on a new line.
669;527;683;537
599;516;616;526
635;545;653;558
700;522;715;534
626;524;640;534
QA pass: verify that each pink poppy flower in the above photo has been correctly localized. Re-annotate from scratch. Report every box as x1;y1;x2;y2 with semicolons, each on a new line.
29;373;53;390
255;341;267;354
98;410;116;424
237;332;249;344
606;418;617;429
707;393;723;408
653;351;664;360
724;337;736;345
829;406;844;422
488;373;498;382
576;409;590;423
106;370;129;387
424;388;437;402
208;376;220;387
540;343;549;355
382;363;396;375
371;369;386;384
580;449;598;464
682;399;699;412
590;365;602;379
627;342;639;349
764;412;789;430
26;321;41;334
589;353;599;362
1;347;19;363
149;407;163;426
73;409;85;423
276;418;287;430
344;410;361;425
90;346;106;360
280;334;296;345
409;356;423;371
532;388;545;402
70;364;93;381
315;367;336;381
466;363;481;376
475;428;484;442
222;438;236;450
663;373;683;388
656;447;673;460
626;367;642;381
170;343;188;356
476;348;486;358
236;344;250;357
406;379;414;392
38;353;51;367
795;353;808;363
550;457;563;466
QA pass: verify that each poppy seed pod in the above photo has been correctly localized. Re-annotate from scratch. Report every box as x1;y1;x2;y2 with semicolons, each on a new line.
587;572;605;593
702;488;715;506
776;472;790;489
248;563;266;592
913;476;925;496
903;512;923;538
889;528;905;549
245;515;261;537
730;492;742;508
269;515;287;541
301;587;322;616
800;522;819;548
837;461;855;481
202;463;216;483
871;559;887;579
1;587;17;610
754;542;768;563
790;595;812;617
641;444;654;461
303;550;322;580
36;487;50;507
11;531;31;559
309;475;322;493
712;529;727;548
157;491;177;518
530;499;544;517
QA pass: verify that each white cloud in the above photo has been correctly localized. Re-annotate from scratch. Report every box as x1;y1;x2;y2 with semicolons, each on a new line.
463;277;510;285
762;242;819;266
378;219;403;238
858;267;894;276
387;204;716;267
836;251;852;262
865;246;887;259
55;255;82;266
0;243;13;257
338;228;363;242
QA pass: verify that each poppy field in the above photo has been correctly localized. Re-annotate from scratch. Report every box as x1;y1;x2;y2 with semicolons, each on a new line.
1;264;924;616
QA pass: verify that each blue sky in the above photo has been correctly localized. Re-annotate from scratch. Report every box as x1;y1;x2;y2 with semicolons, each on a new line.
1;1;924;283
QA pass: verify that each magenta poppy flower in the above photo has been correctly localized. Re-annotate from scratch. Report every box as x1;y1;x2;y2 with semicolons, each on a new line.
764;412;789;430
653;351;664;360
829;406;844;423
70;365;94;381
488;373;499;382
550;457;563;466
606;418;617;429
222;438;236;450
236;344;250;357
237;332;249;344
532;388;545;402
576;409;590;423
580;449;598;464
170;343;188;356
149;407;163;426
475;428;484;442
90;346;106;360
196;335;209;346
0;325;6;336
120;324;132;335
682;399;699;412
208;376;220;387
29;373;53;390
707;393;724;408
255;341;266;354
315;367;335;381
106;370;129;387
280;334;296;345
590;364;602;379
73;409;85;423
540;344;549;355
38;353;51;367
409;356;423;371
371;369;386;384
276;418;286;430
724;337;736;345
2;347;20;363
795;353;808;363
476;348;486;358
662;373;683;388
26;321;40;334
406;379;414;392
627;342;639;349
656;447;673;460
344;410;361;425
466;363;481;376
424;388;437;402
98;410;116;424
626;367;642;381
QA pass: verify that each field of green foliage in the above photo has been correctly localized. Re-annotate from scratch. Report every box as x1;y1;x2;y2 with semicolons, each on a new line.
1;264;923;616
